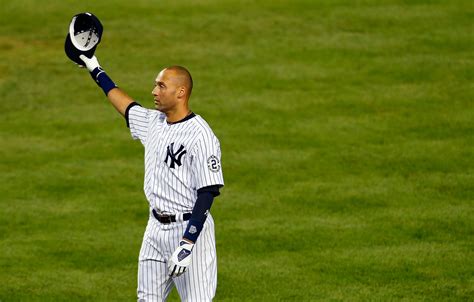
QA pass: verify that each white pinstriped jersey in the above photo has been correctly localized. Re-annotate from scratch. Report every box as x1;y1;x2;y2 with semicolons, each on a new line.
127;104;224;214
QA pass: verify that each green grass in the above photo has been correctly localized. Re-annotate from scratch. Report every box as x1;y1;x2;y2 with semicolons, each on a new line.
0;0;473;301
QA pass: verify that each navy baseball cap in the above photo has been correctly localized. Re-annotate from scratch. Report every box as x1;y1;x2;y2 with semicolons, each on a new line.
65;12;103;66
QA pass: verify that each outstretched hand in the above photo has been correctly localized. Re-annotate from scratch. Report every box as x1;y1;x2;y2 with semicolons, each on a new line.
79;54;101;72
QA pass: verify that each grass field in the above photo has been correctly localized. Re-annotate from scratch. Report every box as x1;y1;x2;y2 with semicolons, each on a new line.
0;0;473;301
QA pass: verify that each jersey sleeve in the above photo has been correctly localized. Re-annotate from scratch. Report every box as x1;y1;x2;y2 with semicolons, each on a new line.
192;133;224;190
125;103;155;145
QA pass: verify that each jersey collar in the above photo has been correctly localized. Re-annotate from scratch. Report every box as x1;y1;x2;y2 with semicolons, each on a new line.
167;112;196;125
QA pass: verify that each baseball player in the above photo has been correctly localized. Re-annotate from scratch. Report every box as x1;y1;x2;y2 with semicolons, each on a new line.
78;53;224;301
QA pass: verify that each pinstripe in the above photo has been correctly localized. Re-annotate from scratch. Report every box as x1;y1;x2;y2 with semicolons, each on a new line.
129;107;222;301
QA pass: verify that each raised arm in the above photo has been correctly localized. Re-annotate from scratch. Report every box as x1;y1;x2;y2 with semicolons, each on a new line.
80;55;133;116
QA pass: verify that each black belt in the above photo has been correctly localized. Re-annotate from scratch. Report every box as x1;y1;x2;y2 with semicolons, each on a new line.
152;209;192;224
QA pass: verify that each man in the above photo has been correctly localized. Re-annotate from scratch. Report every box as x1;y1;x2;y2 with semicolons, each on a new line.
78;54;224;301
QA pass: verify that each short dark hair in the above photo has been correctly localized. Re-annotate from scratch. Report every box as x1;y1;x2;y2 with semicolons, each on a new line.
166;65;193;97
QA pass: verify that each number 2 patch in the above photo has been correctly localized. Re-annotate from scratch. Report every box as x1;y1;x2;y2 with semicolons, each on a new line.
207;155;221;172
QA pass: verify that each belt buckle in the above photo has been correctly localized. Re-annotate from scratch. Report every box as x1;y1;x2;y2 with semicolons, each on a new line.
161;215;172;224
153;209;171;224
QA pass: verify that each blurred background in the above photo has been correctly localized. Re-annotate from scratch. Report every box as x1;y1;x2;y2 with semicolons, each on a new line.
0;0;472;301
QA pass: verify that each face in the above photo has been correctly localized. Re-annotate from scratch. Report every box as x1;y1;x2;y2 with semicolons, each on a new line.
151;69;183;112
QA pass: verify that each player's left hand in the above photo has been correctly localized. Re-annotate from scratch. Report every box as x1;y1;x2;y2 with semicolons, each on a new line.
168;240;194;277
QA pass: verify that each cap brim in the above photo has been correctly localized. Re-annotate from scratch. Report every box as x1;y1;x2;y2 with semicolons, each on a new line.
65;33;97;66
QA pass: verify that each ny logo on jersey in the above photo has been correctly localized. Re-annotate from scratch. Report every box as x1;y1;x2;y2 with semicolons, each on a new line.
164;143;187;169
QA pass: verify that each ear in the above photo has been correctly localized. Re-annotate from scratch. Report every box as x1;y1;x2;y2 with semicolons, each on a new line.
177;86;186;99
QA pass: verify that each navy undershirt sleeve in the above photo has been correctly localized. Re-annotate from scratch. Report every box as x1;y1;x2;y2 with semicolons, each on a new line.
183;186;220;242
198;185;221;197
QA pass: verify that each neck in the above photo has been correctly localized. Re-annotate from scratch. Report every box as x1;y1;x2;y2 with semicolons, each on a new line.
166;107;191;123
